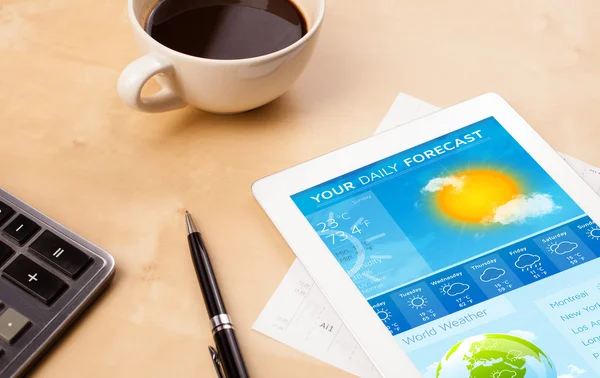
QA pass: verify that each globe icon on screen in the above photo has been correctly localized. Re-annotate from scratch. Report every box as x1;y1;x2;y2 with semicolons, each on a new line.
436;334;557;378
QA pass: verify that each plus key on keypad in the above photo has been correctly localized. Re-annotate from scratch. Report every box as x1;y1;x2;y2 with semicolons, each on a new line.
3;214;40;246
3;255;68;305
30;231;93;278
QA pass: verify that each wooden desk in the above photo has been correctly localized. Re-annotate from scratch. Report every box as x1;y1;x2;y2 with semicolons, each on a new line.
1;0;599;377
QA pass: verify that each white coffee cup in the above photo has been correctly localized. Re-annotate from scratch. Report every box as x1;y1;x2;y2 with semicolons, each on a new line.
118;0;325;113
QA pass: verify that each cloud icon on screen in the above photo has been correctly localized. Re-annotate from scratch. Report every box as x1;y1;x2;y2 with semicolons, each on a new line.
551;241;578;255
479;267;506;282
485;193;561;225
446;283;470;297
514;253;540;269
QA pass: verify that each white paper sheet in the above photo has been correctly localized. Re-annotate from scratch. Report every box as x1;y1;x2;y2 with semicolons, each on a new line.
253;93;600;377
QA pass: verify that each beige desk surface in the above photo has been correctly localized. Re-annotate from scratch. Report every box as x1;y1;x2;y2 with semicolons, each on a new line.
1;0;600;377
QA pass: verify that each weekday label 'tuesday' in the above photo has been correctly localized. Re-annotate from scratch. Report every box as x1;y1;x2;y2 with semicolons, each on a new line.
291;116;600;377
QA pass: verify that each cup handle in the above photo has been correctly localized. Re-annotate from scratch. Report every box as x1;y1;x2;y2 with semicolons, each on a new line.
117;54;186;113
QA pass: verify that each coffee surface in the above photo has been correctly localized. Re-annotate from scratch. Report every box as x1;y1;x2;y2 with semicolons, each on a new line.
146;0;307;60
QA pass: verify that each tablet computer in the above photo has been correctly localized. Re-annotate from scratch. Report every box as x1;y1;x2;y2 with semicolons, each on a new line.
253;93;600;377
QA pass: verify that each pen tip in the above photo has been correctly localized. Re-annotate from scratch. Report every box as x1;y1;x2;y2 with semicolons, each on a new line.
185;210;199;235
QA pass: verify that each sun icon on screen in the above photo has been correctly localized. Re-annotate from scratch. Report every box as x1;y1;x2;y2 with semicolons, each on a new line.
376;309;392;323
437;169;520;224
440;284;452;296
588;227;600;241
408;295;428;309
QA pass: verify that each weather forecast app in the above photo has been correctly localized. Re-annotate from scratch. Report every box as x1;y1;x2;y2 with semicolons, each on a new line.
293;117;600;377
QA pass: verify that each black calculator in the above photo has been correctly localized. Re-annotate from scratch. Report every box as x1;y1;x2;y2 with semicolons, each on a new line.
0;189;115;377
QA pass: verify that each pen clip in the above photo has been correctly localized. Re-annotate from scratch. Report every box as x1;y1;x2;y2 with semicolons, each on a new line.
209;346;225;378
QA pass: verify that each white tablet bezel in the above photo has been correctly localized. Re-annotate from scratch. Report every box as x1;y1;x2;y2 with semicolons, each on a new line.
252;93;600;377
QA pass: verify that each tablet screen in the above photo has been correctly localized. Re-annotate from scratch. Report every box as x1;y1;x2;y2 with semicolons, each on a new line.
292;117;599;377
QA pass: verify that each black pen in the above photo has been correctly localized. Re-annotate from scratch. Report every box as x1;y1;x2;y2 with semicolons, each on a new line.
185;211;250;378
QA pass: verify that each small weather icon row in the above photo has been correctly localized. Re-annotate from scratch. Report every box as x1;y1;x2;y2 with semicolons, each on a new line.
402;249;570;313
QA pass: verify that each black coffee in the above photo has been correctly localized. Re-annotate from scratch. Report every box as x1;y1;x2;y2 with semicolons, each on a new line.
145;0;308;60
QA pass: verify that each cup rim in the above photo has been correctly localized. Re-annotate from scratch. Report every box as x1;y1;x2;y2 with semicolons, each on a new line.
128;0;326;65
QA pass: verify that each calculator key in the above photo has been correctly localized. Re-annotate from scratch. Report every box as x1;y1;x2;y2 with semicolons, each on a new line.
0;241;14;267
0;202;14;226
3;255;68;305
30;231;92;279
3;215;40;246
0;308;31;344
